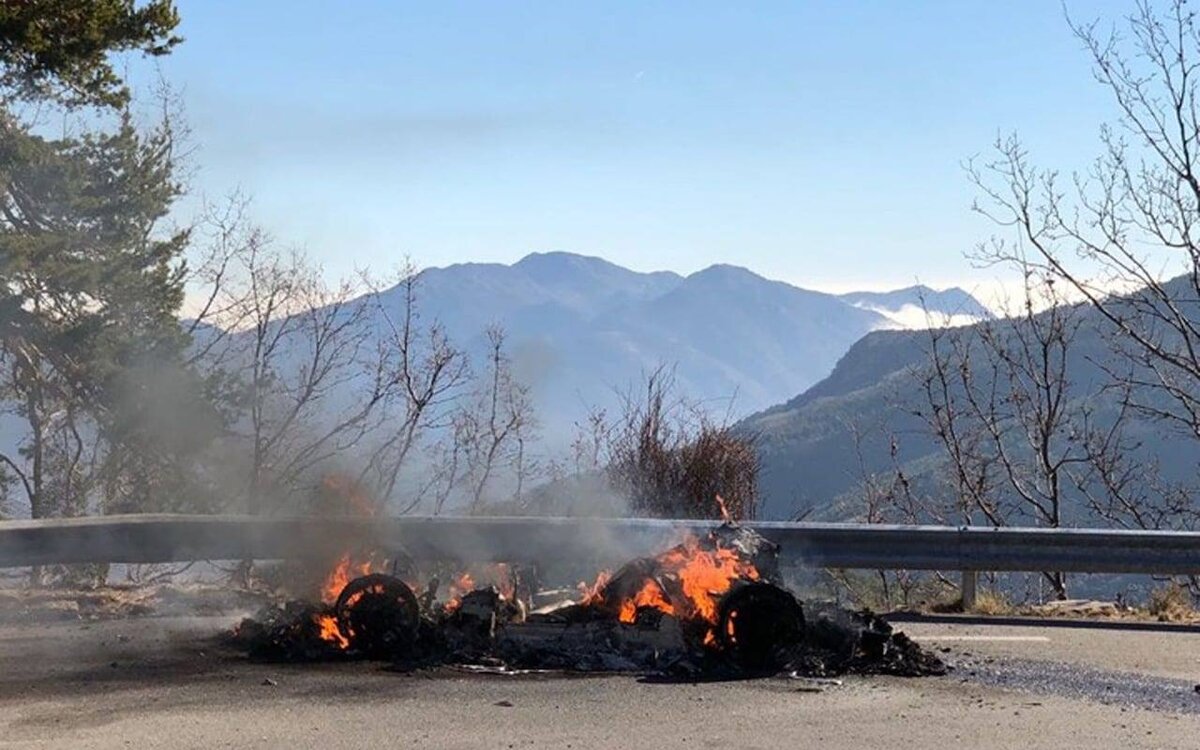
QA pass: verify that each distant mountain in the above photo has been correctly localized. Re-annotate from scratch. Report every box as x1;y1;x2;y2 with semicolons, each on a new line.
738;282;1196;520
0;250;1005;516
405;252;684;346
838;285;991;329
185;254;990;450
380;253;903;441
737;327;945;520
0;253;1001;502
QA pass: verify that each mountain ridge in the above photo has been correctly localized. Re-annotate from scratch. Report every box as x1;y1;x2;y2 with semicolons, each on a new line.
385;252;990;442
737;281;1196;520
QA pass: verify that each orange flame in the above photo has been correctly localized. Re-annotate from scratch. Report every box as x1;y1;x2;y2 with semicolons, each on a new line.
582;533;759;643
442;564;519;612
312;473;383;649
617;578;675;623
657;538;758;622
314;552;381;649
444;572;476;613
314;613;349;649
319;553;376;605
578;570;612;605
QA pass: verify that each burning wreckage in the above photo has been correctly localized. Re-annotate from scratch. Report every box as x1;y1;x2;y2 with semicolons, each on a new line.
232;522;945;678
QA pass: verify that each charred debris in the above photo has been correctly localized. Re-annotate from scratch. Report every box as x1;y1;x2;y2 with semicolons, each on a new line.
231;523;945;678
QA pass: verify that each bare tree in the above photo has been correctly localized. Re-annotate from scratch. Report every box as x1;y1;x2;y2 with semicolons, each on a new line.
605;366;759;520
846;418;926;608
910;274;1092;598
964;0;1200;549
912;316;1000;527
570;407;611;477
974;273;1090;596
457;326;537;513
970;1;1200;531
180;193;259;366
357;268;469;514
180;203;544;519
180;220;396;514
179;203;478;516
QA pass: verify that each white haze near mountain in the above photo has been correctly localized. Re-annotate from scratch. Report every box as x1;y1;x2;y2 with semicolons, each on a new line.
851;303;984;329
835;285;993;331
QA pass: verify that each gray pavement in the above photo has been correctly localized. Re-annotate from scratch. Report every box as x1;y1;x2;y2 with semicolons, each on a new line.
2;615;1199;749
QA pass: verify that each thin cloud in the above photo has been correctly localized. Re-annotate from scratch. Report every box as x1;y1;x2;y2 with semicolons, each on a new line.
190;91;590;166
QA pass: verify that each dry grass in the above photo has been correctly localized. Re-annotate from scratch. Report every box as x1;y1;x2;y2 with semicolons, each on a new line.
1145;583;1198;623
967;589;1014;615
925;586;1013;615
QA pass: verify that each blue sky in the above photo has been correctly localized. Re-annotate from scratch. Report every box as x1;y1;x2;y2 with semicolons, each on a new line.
151;1;1130;294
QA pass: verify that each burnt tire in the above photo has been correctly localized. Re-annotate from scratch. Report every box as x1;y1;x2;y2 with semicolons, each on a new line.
715;581;805;672
334;573;420;658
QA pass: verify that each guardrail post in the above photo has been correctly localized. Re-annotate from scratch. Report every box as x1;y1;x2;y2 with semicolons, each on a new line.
960;570;978;611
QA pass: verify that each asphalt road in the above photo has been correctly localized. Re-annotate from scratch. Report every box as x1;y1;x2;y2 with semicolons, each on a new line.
2;615;1199;749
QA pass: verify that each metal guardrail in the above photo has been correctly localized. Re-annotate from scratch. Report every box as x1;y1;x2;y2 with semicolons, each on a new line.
1;514;1199;578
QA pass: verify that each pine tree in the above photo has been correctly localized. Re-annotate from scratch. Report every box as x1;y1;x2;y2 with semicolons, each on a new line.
0;1;190;519
0;0;180;108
